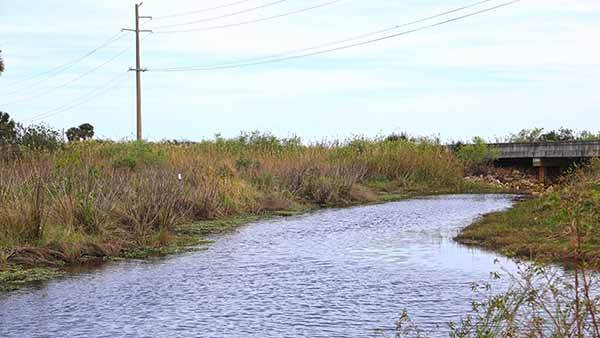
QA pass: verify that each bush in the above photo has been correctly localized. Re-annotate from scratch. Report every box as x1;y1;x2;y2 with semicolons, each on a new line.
456;137;498;174
102;142;165;169
0;112;17;145
18;124;63;153
506;127;600;143
384;133;410;143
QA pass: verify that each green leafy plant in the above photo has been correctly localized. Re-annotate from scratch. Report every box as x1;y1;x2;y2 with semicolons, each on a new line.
455;137;499;174
17;124;63;153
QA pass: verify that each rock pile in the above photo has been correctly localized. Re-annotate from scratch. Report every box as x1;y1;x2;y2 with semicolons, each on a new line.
465;168;546;194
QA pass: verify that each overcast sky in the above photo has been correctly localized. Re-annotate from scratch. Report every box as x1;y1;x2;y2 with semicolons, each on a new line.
0;0;598;141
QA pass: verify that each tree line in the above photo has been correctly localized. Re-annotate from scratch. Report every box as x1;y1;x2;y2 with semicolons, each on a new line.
0;52;95;149
505;127;600;143
0;111;95;156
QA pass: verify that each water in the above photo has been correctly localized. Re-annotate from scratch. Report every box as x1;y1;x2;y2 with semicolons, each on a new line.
0;195;517;338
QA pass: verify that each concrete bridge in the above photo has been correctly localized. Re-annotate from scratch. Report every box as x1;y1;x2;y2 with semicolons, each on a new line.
489;141;600;182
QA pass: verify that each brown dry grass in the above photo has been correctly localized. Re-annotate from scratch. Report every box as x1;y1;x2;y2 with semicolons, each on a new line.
0;134;474;268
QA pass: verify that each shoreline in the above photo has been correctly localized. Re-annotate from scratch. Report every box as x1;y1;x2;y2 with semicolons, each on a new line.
0;187;508;293
454;195;600;266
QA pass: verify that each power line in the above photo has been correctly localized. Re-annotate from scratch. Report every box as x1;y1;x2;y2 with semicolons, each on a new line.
1;44;133;106
1;32;126;94
153;0;256;20
23;72;129;124
149;0;520;72
2;33;152;108
10;0;521;133
154;0;343;34
149;0;288;30
151;0;496;72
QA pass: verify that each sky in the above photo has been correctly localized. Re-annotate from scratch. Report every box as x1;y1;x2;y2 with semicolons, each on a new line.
0;0;599;142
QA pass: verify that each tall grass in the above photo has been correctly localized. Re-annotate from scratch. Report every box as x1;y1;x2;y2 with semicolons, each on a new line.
0;134;468;266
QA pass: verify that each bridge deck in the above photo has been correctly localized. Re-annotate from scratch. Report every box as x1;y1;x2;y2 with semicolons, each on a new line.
490;141;600;159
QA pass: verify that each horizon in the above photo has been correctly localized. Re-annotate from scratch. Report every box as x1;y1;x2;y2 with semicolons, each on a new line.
7;116;600;145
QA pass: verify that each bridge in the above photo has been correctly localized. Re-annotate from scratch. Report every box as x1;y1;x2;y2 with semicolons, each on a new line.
489;141;600;182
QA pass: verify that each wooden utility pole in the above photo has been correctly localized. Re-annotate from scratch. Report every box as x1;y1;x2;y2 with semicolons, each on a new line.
123;2;152;141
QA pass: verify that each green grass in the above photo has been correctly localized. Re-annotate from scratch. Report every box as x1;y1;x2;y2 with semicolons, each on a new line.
456;198;566;261
457;199;600;264
456;161;600;264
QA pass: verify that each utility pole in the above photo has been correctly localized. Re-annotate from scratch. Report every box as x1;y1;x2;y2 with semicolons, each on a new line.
123;2;152;141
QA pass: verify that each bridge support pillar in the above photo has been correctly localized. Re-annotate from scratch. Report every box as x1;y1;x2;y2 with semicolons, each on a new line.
533;158;546;184
533;158;561;184
538;166;546;184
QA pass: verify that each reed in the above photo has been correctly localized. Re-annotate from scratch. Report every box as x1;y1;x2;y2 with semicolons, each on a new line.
0;134;477;268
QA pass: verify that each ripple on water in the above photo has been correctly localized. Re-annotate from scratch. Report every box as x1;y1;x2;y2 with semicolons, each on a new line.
0;195;518;338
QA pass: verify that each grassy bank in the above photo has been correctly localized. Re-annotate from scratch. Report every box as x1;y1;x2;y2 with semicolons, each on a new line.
394;159;600;337
0;134;499;291
456;159;600;264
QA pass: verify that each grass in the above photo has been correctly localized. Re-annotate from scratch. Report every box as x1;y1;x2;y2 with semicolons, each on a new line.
377;263;600;337
385;160;600;337
456;159;600;265
0;133;499;291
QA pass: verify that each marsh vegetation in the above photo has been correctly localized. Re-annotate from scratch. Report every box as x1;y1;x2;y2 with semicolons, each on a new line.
0;131;498;285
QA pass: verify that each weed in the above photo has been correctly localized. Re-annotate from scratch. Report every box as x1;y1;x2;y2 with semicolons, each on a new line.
0;134;493;290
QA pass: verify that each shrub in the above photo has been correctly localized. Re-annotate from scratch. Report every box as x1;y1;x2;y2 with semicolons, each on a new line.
235;157;260;171
18;124;63;153
104;142;165;169
0;112;17;145
506;127;600;143
384;133;410;143
0;112;20;161
456;137;498;174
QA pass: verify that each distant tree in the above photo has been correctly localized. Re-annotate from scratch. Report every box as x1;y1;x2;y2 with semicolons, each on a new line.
0;111;17;145
0;50;4;75
508;127;579;143
448;141;465;153
555;127;575;141
66;123;95;142
579;131;600;141
66;127;80;142
78;123;94;139
18;124;63;152
385;133;409;143
540;130;559;142
508;128;545;143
